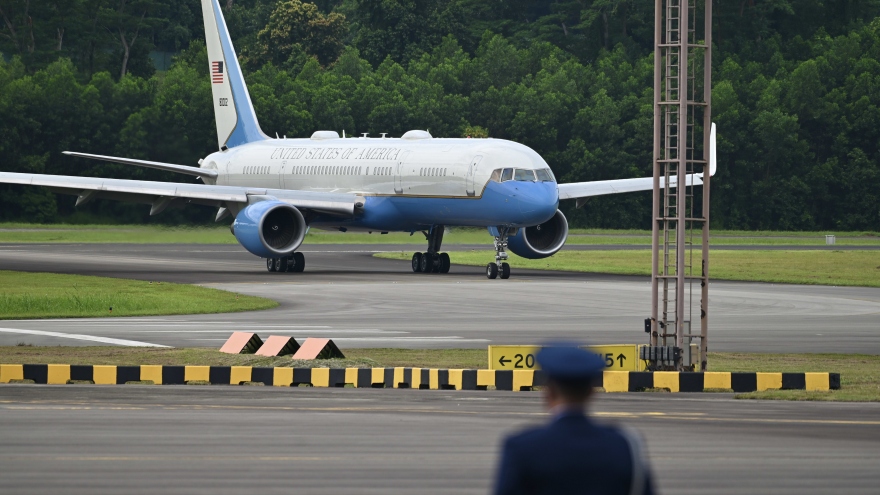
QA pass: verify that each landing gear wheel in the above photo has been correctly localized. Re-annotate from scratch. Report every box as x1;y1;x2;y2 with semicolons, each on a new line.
419;252;431;273
292;252;305;272
267;258;277;272
412;252;423;273
273;258;284;272
489;226;511;280
486;263;498;279
500;262;510;279
439;253;451;273
278;256;290;273
430;253;441;273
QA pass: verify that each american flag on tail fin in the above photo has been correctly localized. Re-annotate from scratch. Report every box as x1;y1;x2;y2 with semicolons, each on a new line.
211;61;224;84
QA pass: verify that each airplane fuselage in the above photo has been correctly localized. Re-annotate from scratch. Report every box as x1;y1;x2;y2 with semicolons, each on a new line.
201;135;560;232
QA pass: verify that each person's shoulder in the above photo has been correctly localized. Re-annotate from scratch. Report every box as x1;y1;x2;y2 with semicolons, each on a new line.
503;422;555;449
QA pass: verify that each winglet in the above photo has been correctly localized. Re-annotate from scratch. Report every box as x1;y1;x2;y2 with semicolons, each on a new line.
201;0;268;150
709;123;717;177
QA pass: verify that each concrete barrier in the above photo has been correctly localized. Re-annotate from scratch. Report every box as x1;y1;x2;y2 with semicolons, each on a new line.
0;365;841;392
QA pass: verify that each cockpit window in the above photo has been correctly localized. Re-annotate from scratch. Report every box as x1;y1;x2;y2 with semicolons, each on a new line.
514;169;536;181
490;167;555;183
536;168;555;182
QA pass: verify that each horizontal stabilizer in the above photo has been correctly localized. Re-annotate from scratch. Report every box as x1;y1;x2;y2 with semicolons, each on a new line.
63;151;218;179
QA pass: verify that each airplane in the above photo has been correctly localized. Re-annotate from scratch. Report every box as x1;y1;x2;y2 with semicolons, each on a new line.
0;0;716;280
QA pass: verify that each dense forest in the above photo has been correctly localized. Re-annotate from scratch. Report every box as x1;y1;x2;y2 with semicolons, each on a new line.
0;0;878;230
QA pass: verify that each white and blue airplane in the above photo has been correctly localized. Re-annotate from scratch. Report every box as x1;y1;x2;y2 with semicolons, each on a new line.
0;0;715;279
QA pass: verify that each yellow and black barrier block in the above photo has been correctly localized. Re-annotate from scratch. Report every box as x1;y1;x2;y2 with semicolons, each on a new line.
595;371;840;392
0;365;840;392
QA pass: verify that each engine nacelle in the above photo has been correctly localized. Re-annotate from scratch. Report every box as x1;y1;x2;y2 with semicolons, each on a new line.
232;200;307;258
507;210;569;259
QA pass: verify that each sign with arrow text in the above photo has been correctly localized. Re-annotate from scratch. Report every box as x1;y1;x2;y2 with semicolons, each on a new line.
488;345;646;372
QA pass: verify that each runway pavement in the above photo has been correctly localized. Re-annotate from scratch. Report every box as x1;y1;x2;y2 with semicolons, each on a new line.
0;243;878;353
0;385;878;494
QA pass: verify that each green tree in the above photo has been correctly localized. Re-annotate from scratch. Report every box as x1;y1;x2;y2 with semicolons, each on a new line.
98;0;163;79
254;0;347;68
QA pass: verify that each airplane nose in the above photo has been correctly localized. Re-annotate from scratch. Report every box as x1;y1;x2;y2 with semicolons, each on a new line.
516;181;558;224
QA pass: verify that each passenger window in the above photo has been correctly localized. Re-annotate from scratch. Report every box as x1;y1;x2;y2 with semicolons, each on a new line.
501;168;514;182
514;169;536;181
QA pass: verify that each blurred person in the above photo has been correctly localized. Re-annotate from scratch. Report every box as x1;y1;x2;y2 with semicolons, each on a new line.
493;343;656;495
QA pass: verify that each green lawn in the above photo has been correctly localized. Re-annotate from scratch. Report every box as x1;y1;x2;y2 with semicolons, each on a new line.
377;249;880;287
0;346;375;369
0;270;277;319
712;353;880;402
1;223;877;246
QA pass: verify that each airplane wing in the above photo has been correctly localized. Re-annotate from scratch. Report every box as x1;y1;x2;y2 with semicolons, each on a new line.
557;174;703;200
0;172;360;216
558;123;716;202
62;151;217;179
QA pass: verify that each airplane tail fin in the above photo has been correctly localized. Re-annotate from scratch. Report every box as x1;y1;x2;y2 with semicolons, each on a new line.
201;0;269;150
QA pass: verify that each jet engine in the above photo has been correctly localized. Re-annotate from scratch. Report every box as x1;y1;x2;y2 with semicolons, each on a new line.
232;199;307;258
507;210;569;259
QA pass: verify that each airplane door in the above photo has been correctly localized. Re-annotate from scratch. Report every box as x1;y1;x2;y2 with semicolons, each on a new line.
394;151;410;194
466;155;482;196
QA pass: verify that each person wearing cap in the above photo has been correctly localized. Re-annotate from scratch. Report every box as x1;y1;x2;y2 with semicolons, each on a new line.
492;343;656;495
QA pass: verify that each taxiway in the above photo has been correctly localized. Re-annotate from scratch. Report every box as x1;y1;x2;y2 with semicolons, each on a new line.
0;243;877;353
1;385;878;495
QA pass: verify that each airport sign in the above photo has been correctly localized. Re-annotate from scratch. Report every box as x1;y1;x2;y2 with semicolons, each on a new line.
488;345;646;372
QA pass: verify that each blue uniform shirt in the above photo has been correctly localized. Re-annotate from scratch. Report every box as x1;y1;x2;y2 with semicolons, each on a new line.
493;410;655;495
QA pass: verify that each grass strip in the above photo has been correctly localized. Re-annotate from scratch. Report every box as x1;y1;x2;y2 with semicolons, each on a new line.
1;223;876;246
0;346;376;369
712;353;880;402
1;347;875;401
0;347;483;370
376;250;880;287
0;270;276;319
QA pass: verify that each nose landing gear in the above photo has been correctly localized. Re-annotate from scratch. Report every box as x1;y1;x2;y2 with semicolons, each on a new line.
486;226;512;279
411;225;451;274
266;252;305;273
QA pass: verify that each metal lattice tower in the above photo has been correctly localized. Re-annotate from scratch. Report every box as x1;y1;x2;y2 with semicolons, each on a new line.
648;0;711;371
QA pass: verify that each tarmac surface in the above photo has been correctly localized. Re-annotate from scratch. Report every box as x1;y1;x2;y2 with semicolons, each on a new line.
1;243;878;494
1;385;878;495
0;243;878;353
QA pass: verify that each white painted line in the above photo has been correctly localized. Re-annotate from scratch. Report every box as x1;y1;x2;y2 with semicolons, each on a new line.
46;324;333;329
5;316;205;325
0;328;170;347
131;329;402;334
328;337;491;342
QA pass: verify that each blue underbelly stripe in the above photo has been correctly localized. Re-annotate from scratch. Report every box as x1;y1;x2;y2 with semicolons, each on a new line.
310;181;559;231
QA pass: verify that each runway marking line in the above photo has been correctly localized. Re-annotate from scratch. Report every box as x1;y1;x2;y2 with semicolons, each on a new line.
0;455;338;462
0;327;169;347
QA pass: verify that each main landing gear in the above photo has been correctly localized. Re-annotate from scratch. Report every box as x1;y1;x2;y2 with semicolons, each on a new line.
486;226;511;280
411;225;451;274
266;252;305;273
